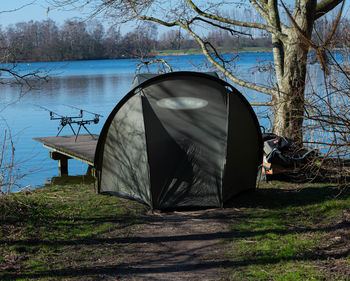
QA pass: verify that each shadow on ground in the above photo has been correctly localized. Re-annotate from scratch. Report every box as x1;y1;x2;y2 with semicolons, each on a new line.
1;183;349;280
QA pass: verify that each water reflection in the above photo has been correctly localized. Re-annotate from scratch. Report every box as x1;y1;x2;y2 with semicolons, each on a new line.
0;72;134;192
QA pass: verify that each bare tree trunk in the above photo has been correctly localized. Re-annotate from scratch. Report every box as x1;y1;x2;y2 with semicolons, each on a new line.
272;0;316;144
273;43;308;143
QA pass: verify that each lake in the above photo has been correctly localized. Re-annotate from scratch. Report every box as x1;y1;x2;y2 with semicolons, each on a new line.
0;53;325;192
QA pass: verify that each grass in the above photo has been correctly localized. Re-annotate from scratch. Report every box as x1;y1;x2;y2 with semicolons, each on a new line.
0;180;349;280
157;48;202;55
156;46;272;55
224;182;350;280
0;181;148;280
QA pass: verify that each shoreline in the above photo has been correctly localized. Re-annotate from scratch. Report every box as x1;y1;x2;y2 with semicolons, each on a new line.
156;48;273;57
8;49;273;63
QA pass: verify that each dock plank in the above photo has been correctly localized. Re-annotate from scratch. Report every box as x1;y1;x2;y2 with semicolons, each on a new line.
34;134;98;165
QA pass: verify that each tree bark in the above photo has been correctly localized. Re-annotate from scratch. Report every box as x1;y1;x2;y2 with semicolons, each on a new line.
271;0;316;143
273;43;309;143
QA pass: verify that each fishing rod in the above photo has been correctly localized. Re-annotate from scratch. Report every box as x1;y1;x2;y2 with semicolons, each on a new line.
37;105;80;136
64;104;103;118
64;105;104;141
37;105;103;141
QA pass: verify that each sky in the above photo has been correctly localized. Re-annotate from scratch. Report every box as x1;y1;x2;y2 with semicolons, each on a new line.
0;0;145;34
1;0;349;30
0;0;86;27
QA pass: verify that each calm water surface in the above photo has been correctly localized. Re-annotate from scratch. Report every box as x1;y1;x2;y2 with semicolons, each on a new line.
0;53;324;191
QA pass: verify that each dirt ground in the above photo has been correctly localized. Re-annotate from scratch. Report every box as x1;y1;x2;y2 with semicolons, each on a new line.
2;184;349;280
102;209;234;281
92;208;350;281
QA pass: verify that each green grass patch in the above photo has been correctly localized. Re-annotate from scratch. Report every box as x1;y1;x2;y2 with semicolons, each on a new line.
224;182;350;280
157;48;203;55
0;183;148;280
1;180;349;280
235;46;272;52
156;46;272;56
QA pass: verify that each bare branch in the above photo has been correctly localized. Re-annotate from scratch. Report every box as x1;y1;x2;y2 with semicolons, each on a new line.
125;2;275;96
180;22;275;96
280;0;317;49
0;1;36;14
189;17;253;38
185;0;287;39
129;5;179;27
249;0;269;24
136;58;173;73
281;0;344;75
315;0;344;20
250;102;272;106
0;66;48;89
257;0;268;5
266;0;285;82
324;0;345;46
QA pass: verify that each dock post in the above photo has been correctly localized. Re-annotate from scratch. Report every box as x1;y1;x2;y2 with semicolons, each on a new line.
50;151;71;176
59;158;68;176
86;165;95;177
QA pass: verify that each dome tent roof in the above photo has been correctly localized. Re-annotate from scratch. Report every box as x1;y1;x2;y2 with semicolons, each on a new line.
94;71;262;210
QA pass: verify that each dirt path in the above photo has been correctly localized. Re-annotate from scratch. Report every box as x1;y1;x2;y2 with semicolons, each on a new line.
110;209;234;281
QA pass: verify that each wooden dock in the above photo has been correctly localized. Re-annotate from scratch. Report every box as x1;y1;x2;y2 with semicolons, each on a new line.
34;134;98;176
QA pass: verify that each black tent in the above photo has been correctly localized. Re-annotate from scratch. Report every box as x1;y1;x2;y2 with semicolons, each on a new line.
94;71;262;209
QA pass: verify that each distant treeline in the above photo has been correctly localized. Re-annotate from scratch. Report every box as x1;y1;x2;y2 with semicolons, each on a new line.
0;19;272;62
